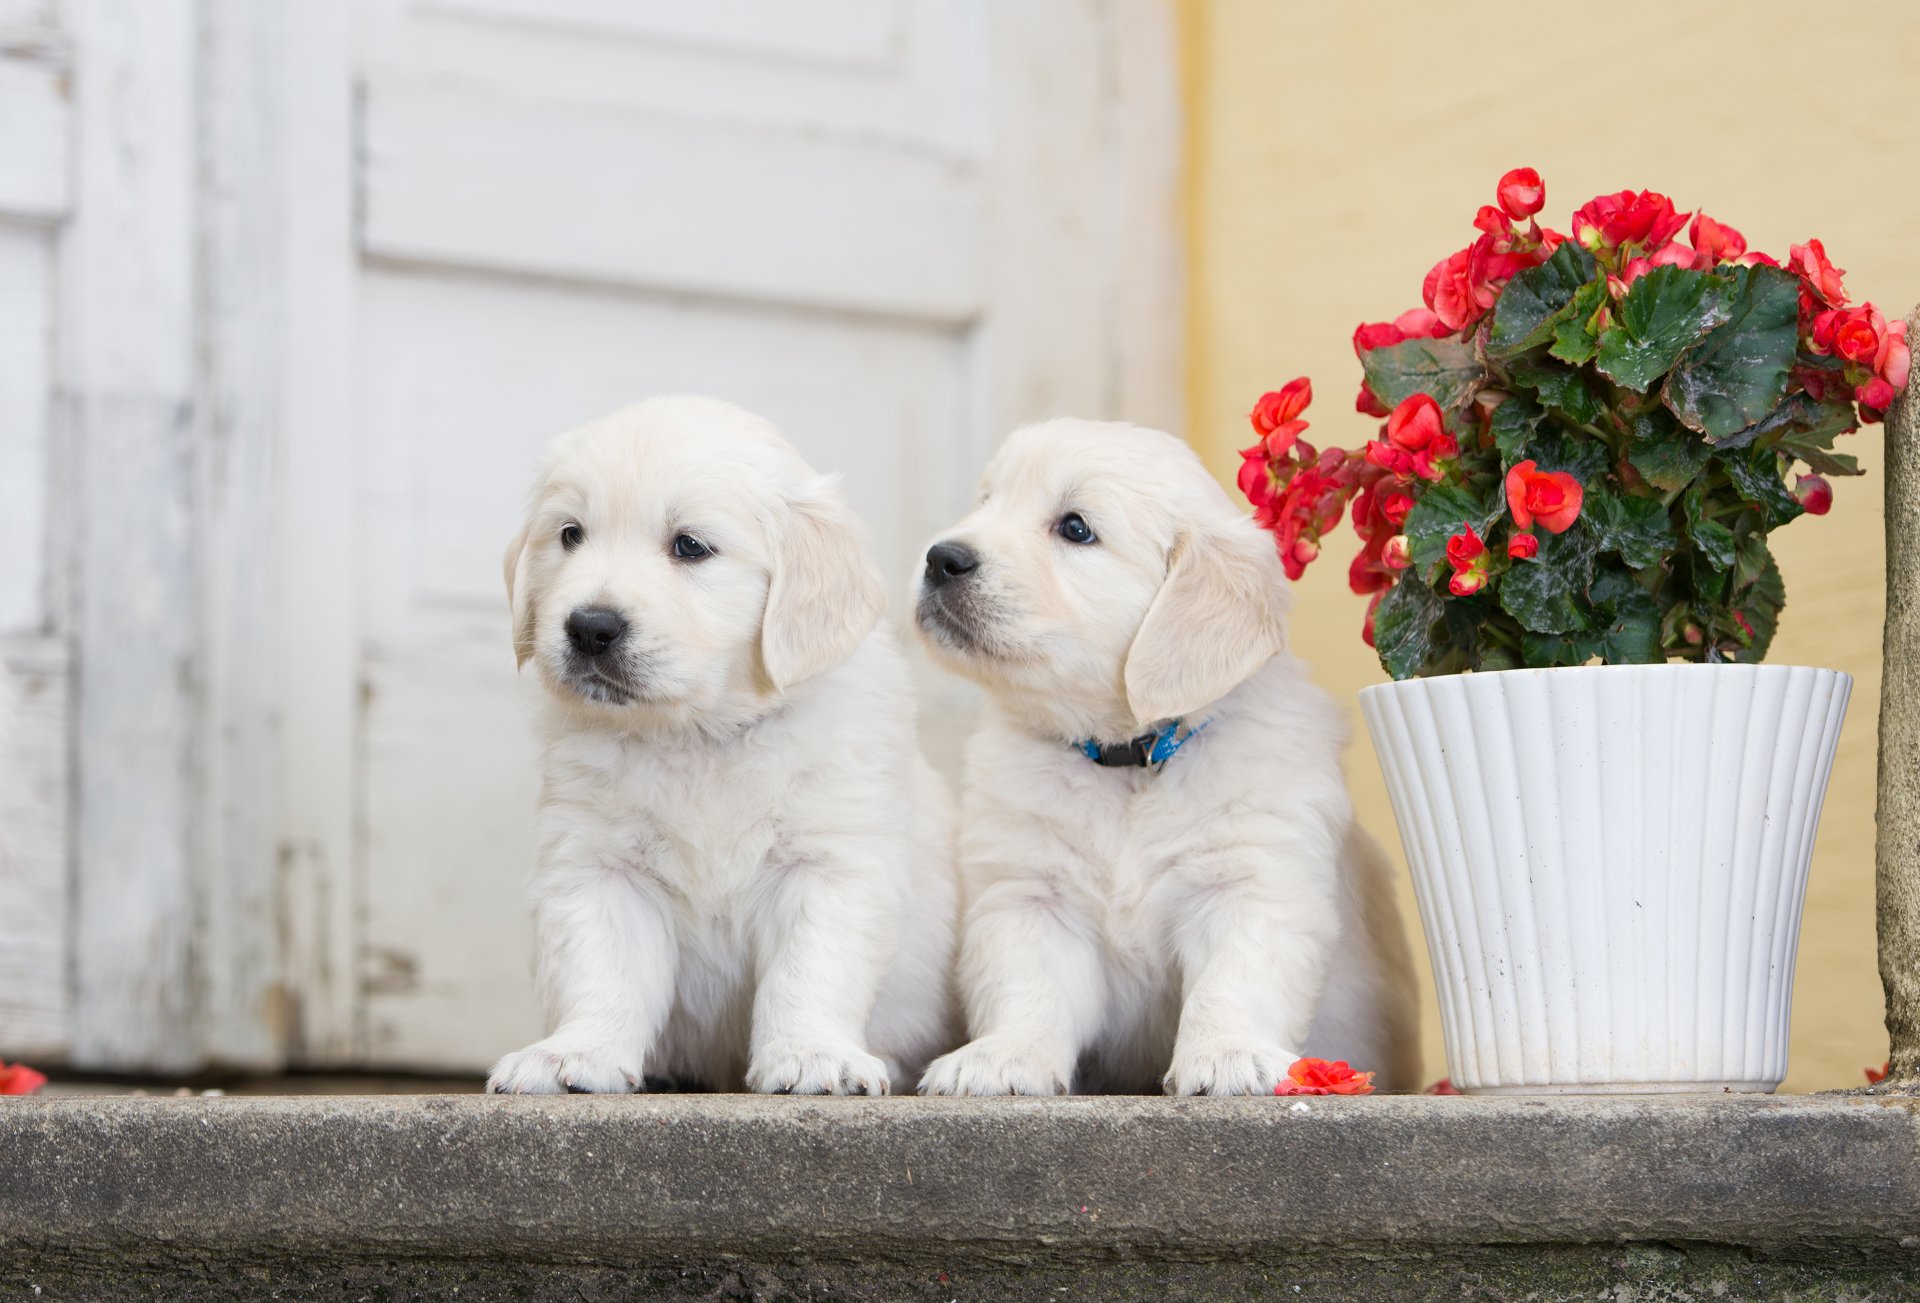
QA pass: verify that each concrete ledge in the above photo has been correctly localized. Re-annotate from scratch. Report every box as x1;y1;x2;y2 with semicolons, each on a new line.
6;1093;1920;1299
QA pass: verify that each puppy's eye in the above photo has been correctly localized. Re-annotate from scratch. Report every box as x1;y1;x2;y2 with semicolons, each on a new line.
1056;513;1097;545
559;523;585;551
672;533;712;561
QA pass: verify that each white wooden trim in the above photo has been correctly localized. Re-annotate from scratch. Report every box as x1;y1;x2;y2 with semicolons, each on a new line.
189;0;294;1070
270;1;363;1066
361;79;987;323
0;636;72;1059
60;0;200;1072
0;38;71;225
974;0;1184;445
1104;0;1185;436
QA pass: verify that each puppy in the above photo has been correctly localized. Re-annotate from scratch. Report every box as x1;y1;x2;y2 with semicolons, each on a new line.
913;419;1419;1096
487;396;958;1095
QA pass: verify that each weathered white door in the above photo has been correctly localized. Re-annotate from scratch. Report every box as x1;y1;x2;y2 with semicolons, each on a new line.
0;0;73;1064
0;0;1179;1074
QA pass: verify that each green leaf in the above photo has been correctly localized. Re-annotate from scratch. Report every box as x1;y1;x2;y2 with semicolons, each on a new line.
1521;629;1605;668
1583;486;1676;568
1739;393;1866;475
1691;552;1730;606
1548;280;1608;365
1509;358;1606;428
1497;524;1595;635
1490;393;1545;462
1719;446;1804;527
1731;531;1774;594
1594;266;1733;392
1372;577;1445;681
1779;441;1862;478
1359;336;1486;412
1704;389;1856;453
1626;407;1714;491
1512;424;1610;485
1682;479;1737;572
1590;568;1662;663
1487;243;1598;359
1662;265;1801;439
1402;481;1503;582
1732;555;1786;662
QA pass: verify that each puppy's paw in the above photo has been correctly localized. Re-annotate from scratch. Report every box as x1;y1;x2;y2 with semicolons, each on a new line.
487;1033;642;1095
1163;1041;1298;1097
918;1037;1070;1096
747;1040;891;1096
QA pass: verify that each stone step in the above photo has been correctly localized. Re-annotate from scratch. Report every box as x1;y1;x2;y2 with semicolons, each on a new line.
5;1093;1918;1299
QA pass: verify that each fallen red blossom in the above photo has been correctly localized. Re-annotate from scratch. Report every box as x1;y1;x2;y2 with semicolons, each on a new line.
0;1061;47;1095
1274;1057;1374;1096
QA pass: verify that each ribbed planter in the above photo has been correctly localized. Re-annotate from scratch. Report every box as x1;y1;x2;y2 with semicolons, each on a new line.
1359;664;1850;1095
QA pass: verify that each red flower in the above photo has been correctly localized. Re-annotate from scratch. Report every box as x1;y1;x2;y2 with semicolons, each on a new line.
1790;239;1849;308
1496;167;1544;221
1382;534;1412;571
1353;321;1406;354
1253;377;1312;429
1387;393;1445;451
1571;189;1688;256
1361;590;1385;648
1446;524;1486;566
1446;522;1490;596
1237;447;1277;511
1423;245;1482;332
1413;433;1459;482
1424;1077;1462;1095
1859;376;1896;412
1879;316;1911;392
1793;475;1832;516
1809;303;1909;421
1381;489;1415;527
1274;1057;1375;1096
1364;438;1413;477
1688;213;1746;268
1867;1061;1891;1085
0;1061;47;1095
1507;531;1539;559
1649;240;1694;270
1355;382;1390;418
1352;307;1449;358
1505;460;1584;534
1831;310;1882;365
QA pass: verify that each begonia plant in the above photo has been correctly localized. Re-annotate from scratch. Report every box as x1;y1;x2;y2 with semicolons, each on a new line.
1239;168;1909;678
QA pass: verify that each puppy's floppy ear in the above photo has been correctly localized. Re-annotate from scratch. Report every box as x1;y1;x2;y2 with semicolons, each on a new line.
1122;517;1289;726
503;521;537;669
759;480;887;692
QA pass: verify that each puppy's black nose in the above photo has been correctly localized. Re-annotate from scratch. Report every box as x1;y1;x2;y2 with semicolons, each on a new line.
565;606;629;657
924;541;979;588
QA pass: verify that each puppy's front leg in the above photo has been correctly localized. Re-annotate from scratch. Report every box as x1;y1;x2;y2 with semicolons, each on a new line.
918;878;1105;1096
745;844;895;1096
488;861;676;1094
1163;848;1337;1097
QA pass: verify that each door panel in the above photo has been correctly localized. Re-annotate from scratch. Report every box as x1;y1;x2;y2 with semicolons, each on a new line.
336;0;1171;1072
354;268;971;1065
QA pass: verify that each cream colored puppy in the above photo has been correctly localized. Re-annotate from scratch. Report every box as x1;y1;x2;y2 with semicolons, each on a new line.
488;396;958;1096
914;419;1419;1096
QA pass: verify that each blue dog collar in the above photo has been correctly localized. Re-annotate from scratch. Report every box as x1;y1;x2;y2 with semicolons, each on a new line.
1076;718;1210;769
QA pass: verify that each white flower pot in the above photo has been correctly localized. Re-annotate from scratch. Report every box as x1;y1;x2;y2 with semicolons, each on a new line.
1359;663;1850;1095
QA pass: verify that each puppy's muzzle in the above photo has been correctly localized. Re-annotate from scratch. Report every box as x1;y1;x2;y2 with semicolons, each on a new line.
565;606;630;658
923;541;979;589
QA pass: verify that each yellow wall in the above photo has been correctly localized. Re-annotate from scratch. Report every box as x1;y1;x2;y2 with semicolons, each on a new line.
1178;0;1920;1092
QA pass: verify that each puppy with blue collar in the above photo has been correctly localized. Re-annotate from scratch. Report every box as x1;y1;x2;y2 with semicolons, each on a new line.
914;419;1420;1096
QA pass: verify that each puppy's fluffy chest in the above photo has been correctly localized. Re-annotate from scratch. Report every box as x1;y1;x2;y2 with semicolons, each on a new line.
964;732;1221;959
544;727;791;906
